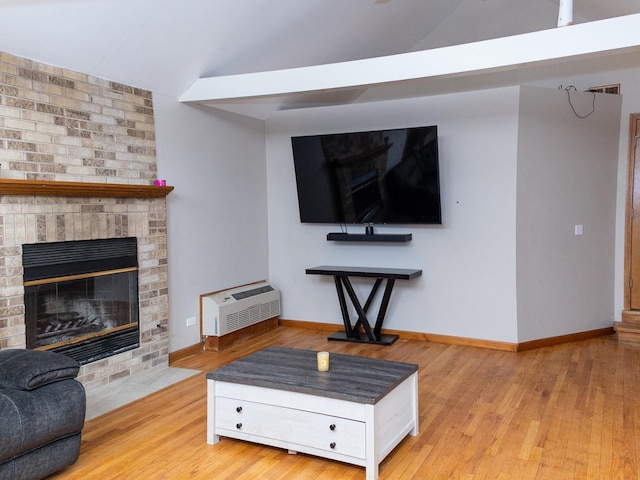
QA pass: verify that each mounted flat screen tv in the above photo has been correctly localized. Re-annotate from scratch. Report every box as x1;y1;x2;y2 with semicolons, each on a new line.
291;125;441;225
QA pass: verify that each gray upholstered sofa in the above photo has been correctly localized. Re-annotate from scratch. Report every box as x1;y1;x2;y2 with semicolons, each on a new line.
0;349;86;480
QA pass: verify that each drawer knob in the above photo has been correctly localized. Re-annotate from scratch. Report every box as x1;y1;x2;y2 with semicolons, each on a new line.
330;442;336;449
236;423;242;430
236;406;243;413
329;424;336;431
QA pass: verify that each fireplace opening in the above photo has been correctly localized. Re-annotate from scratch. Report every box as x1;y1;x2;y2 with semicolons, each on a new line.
23;238;139;365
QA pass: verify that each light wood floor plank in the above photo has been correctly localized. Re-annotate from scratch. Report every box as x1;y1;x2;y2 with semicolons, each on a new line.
48;328;640;479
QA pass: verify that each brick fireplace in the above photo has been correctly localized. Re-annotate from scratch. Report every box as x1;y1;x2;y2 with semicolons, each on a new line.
0;51;171;390
23;237;140;363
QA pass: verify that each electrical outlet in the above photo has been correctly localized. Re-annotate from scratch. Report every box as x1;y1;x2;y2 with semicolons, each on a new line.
186;316;197;327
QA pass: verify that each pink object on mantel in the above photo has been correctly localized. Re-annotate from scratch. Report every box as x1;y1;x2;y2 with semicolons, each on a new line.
154;179;166;186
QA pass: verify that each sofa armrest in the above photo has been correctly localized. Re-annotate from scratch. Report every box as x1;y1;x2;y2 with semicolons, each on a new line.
0;349;79;391
0;378;86;465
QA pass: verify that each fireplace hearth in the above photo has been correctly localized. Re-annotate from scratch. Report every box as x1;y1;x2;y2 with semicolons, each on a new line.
23;238;140;365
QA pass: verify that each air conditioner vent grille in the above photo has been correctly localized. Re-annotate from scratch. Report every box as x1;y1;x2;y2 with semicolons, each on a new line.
232;285;274;300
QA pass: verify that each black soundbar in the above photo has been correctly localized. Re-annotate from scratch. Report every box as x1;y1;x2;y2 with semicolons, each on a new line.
326;233;412;243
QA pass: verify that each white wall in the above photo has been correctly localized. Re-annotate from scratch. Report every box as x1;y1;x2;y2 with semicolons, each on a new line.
527;66;640;323
266;88;521;343
153;95;269;352
515;86;621;342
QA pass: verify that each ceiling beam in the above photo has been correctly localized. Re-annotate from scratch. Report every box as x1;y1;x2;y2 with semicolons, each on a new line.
180;14;640;104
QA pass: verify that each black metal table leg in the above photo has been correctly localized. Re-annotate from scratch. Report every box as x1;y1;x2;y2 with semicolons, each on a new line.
343;277;382;341
333;275;355;339
341;276;376;341
374;278;395;338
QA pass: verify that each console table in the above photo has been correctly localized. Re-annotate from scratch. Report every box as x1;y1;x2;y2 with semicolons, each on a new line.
305;266;422;345
206;347;419;480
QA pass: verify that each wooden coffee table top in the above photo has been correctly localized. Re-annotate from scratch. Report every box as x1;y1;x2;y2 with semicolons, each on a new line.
206;346;418;405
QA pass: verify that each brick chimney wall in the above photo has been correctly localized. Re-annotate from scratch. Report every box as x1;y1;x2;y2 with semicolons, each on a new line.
0;51;169;390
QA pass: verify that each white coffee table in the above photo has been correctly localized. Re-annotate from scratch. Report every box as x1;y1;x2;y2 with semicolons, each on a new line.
206;347;419;480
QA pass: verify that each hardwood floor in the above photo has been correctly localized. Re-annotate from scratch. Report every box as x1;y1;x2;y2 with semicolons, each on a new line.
50;326;640;479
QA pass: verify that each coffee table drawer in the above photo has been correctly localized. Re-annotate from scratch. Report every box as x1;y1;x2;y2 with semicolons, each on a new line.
216;396;366;458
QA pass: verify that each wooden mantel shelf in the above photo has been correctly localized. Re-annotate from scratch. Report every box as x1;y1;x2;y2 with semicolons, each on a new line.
0;179;174;198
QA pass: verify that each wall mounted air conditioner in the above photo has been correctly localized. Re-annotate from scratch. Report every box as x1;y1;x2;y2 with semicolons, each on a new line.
201;281;281;337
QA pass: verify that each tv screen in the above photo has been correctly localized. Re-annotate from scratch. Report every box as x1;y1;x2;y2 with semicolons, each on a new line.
291;125;441;225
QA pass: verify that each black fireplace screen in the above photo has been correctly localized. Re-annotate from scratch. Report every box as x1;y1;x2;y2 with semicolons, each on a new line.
23;238;139;365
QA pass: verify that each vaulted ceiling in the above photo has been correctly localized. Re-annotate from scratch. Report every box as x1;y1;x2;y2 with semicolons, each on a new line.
1;0;640;117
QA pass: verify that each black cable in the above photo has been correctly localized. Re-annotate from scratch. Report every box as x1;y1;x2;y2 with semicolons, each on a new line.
564;85;596;119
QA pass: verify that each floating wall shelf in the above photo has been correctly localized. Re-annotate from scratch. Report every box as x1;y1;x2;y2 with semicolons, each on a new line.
0;179;174;198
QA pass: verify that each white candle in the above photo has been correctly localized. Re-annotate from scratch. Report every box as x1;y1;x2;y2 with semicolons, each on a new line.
317;351;330;371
